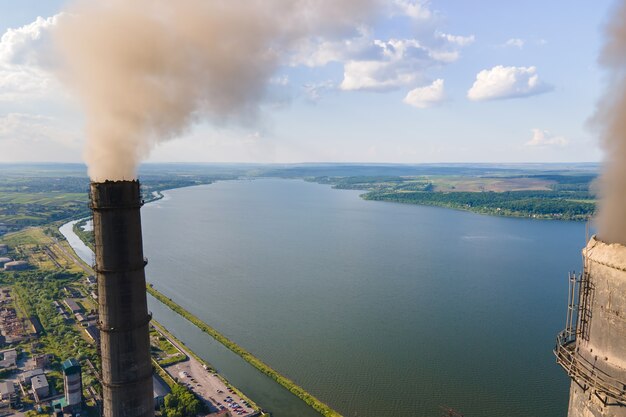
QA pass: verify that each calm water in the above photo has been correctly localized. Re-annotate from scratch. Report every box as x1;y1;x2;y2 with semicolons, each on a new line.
140;179;583;417
59;218;93;265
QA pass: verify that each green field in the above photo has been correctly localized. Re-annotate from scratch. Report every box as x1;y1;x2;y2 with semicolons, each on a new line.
311;172;597;221
0;165;229;234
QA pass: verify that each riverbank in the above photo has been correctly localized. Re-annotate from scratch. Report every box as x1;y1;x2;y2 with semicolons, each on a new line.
308;175;595;221
56;217;272;416
151;320;266;417
59;213;331;417
146;285;341;417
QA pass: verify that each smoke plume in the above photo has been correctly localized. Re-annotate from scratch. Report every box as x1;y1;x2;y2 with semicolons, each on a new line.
54;0;379;181
595;0;626;245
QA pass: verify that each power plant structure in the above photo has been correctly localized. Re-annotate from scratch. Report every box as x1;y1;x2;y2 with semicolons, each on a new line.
91;180;154;417
555;236;626;416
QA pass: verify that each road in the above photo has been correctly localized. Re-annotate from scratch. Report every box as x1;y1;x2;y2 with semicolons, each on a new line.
53;237;93;276
152;322;259;416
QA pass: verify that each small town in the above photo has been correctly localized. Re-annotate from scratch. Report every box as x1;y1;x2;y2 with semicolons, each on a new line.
0;230;263;417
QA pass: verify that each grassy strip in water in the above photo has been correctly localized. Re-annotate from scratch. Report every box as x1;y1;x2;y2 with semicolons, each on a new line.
147;285;341;417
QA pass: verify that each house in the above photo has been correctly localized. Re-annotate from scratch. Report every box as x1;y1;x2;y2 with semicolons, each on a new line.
64;299;81;313
0;348;17;368
3;260;29;271
84;325;100;344
153;374;171;409
20;368;44;384
0;381;16;405
32;374;49;401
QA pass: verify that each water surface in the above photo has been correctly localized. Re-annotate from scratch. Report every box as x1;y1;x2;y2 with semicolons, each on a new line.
59;219;93;265
141;179;582;417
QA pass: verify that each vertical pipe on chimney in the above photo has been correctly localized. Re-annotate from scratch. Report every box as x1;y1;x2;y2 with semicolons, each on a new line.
91;180;154;417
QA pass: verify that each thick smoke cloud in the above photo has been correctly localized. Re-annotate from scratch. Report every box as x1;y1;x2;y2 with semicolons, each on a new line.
595;0;626;245
54;0;379;181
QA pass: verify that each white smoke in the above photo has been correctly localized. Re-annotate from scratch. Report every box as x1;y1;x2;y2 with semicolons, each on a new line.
594;0;626;245
54;0;380;181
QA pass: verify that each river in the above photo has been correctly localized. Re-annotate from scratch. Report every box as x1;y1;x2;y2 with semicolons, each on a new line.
138;179;584;417
62;179;583;417
59;201;324;417
59;219;93;265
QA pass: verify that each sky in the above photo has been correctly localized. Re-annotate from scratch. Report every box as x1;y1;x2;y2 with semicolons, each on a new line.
0;0;617;164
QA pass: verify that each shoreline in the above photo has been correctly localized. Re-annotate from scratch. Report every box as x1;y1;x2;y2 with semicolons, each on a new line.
56;213;273;417
59;210;334;417
146;285;340;417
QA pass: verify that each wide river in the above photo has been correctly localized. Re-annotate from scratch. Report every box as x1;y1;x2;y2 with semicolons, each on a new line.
138;178;585;417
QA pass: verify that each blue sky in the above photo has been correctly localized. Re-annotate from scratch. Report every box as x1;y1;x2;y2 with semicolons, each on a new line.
0;0;616;164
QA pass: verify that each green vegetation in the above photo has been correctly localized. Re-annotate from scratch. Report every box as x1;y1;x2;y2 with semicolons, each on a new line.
313;176;434;192
1;227;87;273
0;191;89;231
313;173;597;221
152;321;268;415
7;270;98;364
73;218;95;251
0;165;230;234
365;190;595;220
161;384;203;417
149;327;187;367
147;285;341;417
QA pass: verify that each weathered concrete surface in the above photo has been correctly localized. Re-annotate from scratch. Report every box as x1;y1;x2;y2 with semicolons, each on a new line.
92;181;154;417
567;237;626;417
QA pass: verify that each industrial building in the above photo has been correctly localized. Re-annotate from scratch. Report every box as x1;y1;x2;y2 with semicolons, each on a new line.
3;260;28;271
556;236;626;416
63;358;82;407
90;180;154;416
0;381;16;406
20;368;44;384
152;374;171;409
31;374;49;401
51;359;83;414
0;349;17;368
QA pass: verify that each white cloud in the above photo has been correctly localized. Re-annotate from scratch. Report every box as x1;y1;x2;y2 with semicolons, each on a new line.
525;128;568;147
0;14;64;101
0;113;81;148
302;80;335;102
289;30;378;68
394;0;432;20
290;11;472;93
467;65;551;101
341;60;416;90
504;38;524;48
438;33;475;47
0;15;60;66
403;79;445;108
338;38;461;91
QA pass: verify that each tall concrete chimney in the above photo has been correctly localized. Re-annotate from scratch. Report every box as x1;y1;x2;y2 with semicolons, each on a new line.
555;236;626;416
91;180;154;417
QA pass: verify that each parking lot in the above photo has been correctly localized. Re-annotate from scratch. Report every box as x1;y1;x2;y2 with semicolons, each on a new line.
166;358;257;416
